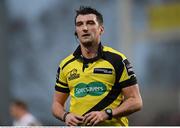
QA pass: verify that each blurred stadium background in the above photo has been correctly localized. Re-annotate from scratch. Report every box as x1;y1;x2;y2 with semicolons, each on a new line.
0;0;180;126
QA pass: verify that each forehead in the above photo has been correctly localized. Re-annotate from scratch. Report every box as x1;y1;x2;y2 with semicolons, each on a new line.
10;104;18;109
76;14;97;23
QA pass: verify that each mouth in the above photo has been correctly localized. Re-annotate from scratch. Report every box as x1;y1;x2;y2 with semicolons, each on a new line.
82;34;90;37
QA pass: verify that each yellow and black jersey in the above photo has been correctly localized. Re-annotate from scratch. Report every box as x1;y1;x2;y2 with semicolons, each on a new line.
55;43;137;126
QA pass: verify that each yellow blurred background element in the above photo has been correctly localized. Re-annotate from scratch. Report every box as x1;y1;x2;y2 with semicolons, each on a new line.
149;3;180;30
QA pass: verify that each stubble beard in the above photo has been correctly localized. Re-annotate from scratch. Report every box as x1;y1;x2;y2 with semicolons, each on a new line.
81;41;93;48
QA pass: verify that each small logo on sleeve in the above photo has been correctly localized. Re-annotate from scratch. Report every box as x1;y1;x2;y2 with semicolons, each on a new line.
123;59;135;77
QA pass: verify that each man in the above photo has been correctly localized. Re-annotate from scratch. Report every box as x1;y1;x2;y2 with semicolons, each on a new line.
9;100;41;126
52;6;142;126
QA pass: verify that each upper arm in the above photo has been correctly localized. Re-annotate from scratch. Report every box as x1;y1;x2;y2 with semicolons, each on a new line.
116;55;141;102
122;84;142;102
120;58;143;110
53;64;69;105
53;91;69;106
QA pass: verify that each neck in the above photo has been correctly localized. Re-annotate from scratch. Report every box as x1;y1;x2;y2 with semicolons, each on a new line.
17;111;28;120
80;43;99;59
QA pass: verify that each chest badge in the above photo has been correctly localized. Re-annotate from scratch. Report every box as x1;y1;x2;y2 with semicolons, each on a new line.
93;68;113;74
68;68;80;81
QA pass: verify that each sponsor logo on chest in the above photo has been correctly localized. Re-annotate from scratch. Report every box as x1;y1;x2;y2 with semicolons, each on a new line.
74;82;107;97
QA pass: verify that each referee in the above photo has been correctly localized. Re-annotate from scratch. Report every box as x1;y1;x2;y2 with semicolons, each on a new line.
52;6;142;126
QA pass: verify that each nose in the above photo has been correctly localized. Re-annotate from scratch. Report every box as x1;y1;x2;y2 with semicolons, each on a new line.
82;24;88;32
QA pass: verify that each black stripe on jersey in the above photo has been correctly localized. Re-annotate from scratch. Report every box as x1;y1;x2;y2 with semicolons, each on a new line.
55;67;68;86
55;85;70;93
103;51;124;83
56;80;68;86
56;67;60;80
83;51;124;115
120;76;137;88
83;82;122;116
62;57;76;70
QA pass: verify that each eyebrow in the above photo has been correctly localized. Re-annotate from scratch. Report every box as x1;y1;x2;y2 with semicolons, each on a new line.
76;21;83;24
76;20;95;25
87;20;95;23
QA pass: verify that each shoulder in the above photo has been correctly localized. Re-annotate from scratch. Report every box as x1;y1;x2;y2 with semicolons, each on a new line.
59;54;75;69
23;113;41;125
103;46;127;60
23;113;37;121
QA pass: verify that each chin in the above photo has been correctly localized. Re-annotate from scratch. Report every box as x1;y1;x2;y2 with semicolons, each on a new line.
81;41;93;47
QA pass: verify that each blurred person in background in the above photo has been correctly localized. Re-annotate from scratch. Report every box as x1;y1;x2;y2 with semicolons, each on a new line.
9;99;42;126
52;6;142;126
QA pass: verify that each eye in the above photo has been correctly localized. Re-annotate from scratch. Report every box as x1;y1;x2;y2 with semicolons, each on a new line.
87;20;95;25
76;22;83;26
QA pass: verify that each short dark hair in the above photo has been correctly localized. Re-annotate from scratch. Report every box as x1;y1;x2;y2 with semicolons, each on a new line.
12;100;28;110
75;6;103;25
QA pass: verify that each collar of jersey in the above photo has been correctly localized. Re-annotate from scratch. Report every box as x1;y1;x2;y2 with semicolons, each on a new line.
73;42;104;64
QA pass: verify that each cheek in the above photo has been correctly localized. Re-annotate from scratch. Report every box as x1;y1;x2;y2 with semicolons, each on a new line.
10;108;16;116
75;29;80;34
90;28;100;35
75;27;81;34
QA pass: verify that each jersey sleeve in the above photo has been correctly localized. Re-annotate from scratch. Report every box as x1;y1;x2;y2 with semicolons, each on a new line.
55;66;70;93
119;58;137;88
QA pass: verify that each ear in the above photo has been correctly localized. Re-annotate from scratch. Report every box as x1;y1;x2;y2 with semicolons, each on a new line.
74;31;78;37
99;25;104;35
